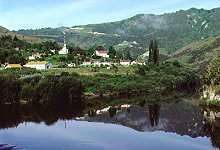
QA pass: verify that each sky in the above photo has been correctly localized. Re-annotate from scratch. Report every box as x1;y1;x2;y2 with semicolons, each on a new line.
0;0;219;30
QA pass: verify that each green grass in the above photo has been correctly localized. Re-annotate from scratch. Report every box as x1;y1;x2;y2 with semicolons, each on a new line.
202;98;220;105
43;66;136;76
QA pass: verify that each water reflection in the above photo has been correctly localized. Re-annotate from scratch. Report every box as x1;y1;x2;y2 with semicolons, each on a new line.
78;101;220;149
0;101;219;149
0;104;83;129
148;104;160;127
202;107;220;149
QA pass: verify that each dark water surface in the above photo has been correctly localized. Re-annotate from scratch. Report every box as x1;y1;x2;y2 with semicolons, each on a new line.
0;101;219;150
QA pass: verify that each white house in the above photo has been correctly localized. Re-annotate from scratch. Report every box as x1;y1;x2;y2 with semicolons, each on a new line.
120;60;131;66
93;61;112;67
28;55;36;60
95;50;109;58
67;63;76;68
24;61;52;70
15;47;20;51
81;61;92;66
28;52;42;60
131;61;145;65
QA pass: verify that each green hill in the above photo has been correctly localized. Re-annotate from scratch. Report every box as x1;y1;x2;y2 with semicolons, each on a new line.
0;26;9;34
171;35;220;70
16;7;220;56
0;26;43;43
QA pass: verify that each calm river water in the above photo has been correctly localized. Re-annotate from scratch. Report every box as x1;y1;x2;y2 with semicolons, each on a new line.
0;100;219;150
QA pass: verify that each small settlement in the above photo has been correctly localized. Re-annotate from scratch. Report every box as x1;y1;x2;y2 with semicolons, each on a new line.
2;37;145;70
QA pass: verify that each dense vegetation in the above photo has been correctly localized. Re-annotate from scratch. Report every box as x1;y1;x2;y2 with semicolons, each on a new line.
81;61;198;97
0;35;62;64
0;59;199;104
0;73;84;105
202;59;220;105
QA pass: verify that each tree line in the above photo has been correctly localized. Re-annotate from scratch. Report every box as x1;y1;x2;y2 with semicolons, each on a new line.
0;73;84;105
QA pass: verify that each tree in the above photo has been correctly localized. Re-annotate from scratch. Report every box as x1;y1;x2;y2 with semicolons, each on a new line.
148;40;154;63
148;40;160;65
7;54;26;65
111;64;119;74
86;46;96;57
108;46;116;59
13;35;19;42
153;40;160;66
125;51;132;60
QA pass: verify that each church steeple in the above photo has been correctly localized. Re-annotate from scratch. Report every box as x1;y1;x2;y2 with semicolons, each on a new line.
58;31;68;55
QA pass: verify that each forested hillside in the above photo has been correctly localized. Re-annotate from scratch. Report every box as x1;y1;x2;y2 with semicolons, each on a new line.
16;7;220;55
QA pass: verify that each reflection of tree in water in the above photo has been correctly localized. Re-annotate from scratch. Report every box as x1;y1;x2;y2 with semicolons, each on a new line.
148;104;161;127
203;119;220;149
0;103;84;129
0;104;22;129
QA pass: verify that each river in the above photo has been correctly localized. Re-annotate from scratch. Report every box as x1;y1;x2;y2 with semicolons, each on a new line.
0;99;219;150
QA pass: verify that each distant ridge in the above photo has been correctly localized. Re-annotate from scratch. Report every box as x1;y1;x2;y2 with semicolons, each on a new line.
14;7;220;56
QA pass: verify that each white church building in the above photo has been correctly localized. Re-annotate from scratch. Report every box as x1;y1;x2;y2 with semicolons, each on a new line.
59;32;69;55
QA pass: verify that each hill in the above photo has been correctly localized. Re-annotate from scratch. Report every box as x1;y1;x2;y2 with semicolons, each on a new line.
16;7;220;56
0;26;43;43
0;26;9;33
171;35;220;70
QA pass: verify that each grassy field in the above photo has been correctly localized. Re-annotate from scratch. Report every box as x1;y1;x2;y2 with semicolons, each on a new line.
43;66;136;76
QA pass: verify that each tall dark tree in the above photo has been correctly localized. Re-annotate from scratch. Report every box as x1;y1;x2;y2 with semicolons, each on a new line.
148;40;154;63
125;50;132;60
13;35;19;42
108;46;116;59
153;40;160;66
86;46;95;57
148;40;160;65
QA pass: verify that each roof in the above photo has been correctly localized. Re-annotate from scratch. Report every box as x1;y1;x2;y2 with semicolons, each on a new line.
96;50;108;54
7;64;22;68
26;61;49;65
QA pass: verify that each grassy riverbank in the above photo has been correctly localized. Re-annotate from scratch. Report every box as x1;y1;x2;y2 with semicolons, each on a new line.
0;61;199;105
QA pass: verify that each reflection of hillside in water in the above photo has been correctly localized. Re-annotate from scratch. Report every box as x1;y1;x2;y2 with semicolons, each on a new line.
81;101;220;149
0;101;220;149
83;102;205;136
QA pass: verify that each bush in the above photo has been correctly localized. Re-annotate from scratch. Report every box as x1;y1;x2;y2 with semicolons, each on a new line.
0;74;21;104
30;75;84;105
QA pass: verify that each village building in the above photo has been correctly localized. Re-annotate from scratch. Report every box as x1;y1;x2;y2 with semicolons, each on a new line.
131;61;145;65
93;61;112;67
5;64;22;69
50;49;56;54
95;50;109;58
59;43;68;55
67;63;76;68
120;60;131;66
24;61;52;70
81;61;92;66
15;47;20;51
59;33;68;55
28;52;42;60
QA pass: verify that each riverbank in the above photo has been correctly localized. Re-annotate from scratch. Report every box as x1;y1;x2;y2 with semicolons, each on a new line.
0;61;200;105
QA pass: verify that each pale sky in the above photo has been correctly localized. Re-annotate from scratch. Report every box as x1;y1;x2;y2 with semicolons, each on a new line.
0;0;219;30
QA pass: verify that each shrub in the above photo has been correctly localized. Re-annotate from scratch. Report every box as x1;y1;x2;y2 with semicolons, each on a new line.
0;74;21;104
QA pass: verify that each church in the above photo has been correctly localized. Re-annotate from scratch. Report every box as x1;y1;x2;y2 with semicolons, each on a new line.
59;32;69;55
